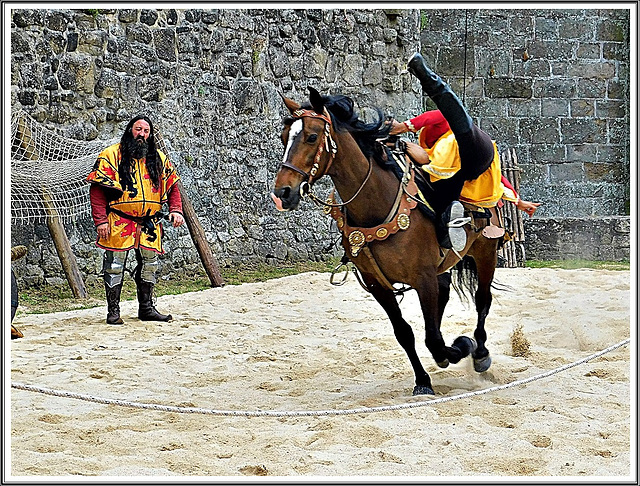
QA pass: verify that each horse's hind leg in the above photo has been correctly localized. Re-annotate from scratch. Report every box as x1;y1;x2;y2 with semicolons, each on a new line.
469;238;499;372
366;281;435;396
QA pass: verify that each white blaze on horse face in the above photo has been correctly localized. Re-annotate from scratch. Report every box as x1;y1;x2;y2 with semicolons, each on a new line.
282;119;303;168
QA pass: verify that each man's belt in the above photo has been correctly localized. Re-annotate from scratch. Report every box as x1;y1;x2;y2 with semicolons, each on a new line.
108;208;168;239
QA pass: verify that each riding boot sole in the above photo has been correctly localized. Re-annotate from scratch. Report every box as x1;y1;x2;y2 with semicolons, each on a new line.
448;201;467;252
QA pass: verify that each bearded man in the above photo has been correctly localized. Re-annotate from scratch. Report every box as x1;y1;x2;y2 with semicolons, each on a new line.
87;115;184;325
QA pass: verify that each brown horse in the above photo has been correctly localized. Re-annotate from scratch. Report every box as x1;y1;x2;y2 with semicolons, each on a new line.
272;88;500;395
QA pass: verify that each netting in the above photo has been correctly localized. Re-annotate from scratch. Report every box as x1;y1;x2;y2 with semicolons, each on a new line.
10;110;117;225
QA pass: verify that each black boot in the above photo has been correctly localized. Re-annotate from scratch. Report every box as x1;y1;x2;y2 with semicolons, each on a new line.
407;52;444;96
407;52;473;135
105;282;124;325
136;279;172;322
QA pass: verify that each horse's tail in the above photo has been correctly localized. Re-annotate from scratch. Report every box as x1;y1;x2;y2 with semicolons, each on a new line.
450;256;510;305
450;255;478;305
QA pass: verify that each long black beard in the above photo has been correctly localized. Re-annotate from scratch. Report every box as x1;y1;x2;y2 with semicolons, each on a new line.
127;136;149;159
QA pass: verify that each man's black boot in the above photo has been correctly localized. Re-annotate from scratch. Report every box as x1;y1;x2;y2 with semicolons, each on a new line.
406;52;473;134
105;282;124;325
136;279;172;322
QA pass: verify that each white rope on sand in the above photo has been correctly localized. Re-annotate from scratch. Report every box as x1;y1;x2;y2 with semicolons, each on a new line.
11;338;630;418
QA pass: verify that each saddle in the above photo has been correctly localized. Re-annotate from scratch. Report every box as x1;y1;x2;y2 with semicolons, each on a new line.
382;136;509;242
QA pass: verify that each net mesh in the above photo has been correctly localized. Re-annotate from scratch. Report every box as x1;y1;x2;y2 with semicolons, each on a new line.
10;110;171;225
10;110;116;225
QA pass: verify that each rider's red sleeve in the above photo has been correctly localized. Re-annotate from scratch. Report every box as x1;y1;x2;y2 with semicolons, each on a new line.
501;175;519;197
405;110;451;148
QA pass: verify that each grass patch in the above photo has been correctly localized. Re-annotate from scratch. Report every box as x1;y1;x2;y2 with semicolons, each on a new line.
525;259;630;271
15;258;341;316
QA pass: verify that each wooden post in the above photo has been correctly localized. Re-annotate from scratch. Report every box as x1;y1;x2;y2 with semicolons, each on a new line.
155;132;225;288
178;180;225;287
15;113;89;298
42;190;89;298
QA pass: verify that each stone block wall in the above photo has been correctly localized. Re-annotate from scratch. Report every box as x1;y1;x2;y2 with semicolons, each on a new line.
9;8;631;288
10;8;423;287
411;9;630;219
524;216;630;261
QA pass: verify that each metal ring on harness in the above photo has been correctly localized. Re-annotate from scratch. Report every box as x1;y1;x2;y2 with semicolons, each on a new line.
330;261;351;286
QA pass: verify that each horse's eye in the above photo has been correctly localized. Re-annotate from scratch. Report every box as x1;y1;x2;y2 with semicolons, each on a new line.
306;134;318;143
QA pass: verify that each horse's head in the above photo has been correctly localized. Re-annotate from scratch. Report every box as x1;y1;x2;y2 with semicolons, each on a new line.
271;87;336;211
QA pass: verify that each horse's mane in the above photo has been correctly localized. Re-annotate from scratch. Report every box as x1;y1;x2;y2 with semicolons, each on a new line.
302;94;391;165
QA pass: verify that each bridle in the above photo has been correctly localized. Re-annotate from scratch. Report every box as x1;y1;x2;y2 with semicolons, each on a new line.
280;108;336;194
279;107;372;208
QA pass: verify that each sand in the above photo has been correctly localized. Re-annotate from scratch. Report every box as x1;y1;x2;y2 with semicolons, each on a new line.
7;267;634;480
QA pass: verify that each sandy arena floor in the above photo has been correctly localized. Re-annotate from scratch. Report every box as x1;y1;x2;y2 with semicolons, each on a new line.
8;267;633;480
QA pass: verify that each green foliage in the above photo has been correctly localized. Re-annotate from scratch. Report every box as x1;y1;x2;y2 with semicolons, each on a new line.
420;11;429;30
86;9;102;19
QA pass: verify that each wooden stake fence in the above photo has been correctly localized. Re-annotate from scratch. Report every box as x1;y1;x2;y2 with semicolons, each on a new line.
498;148;526;267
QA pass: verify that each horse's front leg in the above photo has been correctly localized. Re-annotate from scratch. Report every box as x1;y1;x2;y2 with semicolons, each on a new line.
364;276;435;396
416;270;477;369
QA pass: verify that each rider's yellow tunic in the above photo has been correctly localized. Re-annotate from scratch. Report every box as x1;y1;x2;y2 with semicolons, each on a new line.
86;143;180;253
419;129;517;208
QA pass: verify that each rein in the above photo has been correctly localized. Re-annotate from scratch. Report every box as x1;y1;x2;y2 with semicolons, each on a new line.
307;158;372;209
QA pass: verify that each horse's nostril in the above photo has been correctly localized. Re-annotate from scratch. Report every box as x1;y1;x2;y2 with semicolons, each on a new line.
273;185;300;210
276;187;291;201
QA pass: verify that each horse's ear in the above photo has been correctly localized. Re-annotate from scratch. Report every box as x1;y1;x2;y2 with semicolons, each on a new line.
280;93;301;114
308;87;325;113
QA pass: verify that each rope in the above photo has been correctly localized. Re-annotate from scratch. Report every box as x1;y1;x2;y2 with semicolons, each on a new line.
462;9;469;104
11;338;629;418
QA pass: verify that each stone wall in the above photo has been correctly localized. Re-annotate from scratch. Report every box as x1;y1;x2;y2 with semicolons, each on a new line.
411;8;630;218
524;217;630;261
9;8;631;288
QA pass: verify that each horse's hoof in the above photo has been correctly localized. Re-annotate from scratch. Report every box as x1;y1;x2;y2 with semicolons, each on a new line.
473;355;492;372
436;359;449;369
413;385;435;396
453;335;477;354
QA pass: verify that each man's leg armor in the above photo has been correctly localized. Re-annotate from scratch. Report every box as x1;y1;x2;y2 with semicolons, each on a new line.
134;249;172;322
102;250;128;325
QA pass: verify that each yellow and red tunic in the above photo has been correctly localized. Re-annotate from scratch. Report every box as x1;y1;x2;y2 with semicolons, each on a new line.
407;110;518;208
86;143;180;253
